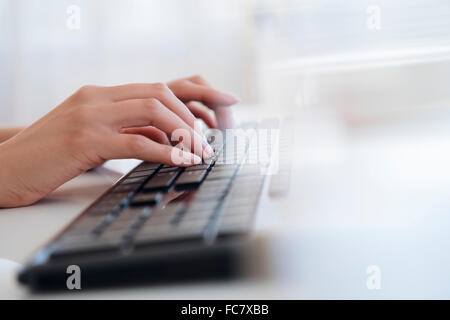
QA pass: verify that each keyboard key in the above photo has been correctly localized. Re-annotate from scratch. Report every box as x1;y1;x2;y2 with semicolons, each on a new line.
67;216;107;234
238;165;262;176
222;204;256;216
127;170;156;178
92;202;123;213
134;223;204;246
184;164;211;172
175;170;209;190
142;170;182;192
130;192;163;206
210;164;239;173
193;189;227;201
96;228;128;241
111;183;141;194
91;214;117;234
93;192;131;211
143;203;185;226
85;205;120;217
201;179;229;187
153;202;186;216
181;207;215;221
134;162;161;171
176;218;210;231
105;219;137;232
196;183;228;193
212;163;238;169
96;202;123;210
85;196;125;215
115;207;148;222
158;167;180;173
123;207;151;235
134;204;195;245
101;192;131;202
121;176;150;185
206;169;236;180
186;201;218;213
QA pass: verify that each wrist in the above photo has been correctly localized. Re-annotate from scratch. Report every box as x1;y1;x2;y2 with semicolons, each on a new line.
0;141;38;208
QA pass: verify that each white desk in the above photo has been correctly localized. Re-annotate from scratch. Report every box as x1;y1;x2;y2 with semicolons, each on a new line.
2;106;450;299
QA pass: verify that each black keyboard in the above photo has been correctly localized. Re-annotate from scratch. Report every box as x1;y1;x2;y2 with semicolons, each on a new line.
18;124;273;290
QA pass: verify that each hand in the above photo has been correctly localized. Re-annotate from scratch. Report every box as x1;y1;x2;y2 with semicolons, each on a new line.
0;76;238;208
167;75;237;129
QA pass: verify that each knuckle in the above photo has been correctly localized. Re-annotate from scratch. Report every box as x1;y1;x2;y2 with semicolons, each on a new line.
152;82;169;91
152;82;171;97
177;79;190;86
128;135;147;154
141;99;163;126
75;85;97;100
142;98;161;112
156;130;168;142
191;74;205;82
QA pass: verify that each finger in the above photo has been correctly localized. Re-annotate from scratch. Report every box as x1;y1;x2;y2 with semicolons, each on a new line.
215;106;234;130
186;75;211;86
186;101;218;129
179;76;235;129
103;134;202;166
121;126;170;145
103;83;204;135
99;98;213;159
169;81;239;108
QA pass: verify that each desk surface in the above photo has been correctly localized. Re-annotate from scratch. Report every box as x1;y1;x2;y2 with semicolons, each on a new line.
2;105;450;299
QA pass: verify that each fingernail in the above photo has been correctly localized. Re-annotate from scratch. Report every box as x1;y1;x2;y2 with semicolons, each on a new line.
181;151;202;165
202;143;214;159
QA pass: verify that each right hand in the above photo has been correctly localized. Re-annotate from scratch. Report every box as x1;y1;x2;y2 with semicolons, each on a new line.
0;80;238;208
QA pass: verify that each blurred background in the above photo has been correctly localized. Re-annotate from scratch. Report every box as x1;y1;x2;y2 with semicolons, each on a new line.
1;0;450;126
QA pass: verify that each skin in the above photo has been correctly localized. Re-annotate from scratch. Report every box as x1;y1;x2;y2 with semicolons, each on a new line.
0;75;238;208
0;127;23;143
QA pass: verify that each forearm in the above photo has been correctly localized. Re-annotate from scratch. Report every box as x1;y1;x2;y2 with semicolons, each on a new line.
0;126;81;208
0;127;24;143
